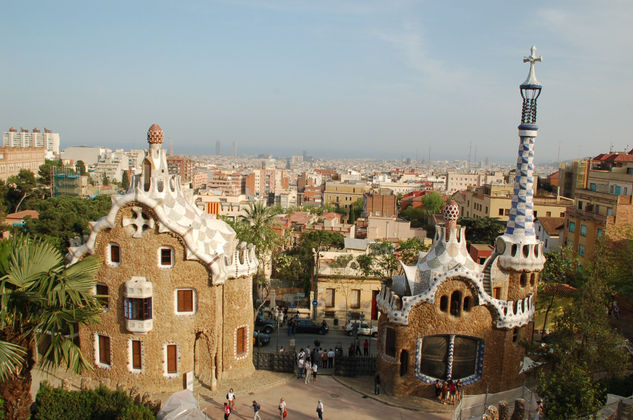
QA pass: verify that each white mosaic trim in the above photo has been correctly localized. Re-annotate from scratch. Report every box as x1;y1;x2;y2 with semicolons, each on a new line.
93;332;111;370
127;338;145;374
234;324;249;360
162;342;181;378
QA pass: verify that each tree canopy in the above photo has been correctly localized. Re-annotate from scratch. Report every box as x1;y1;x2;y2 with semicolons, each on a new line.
458;216;505;246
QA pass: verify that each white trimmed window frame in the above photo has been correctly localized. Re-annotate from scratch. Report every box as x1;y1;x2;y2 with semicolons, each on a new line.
174;288;197;315
127;338;144;374
234;325;249;360
94;333;112;370
107;243;121;267
158;246;175;268
94;283;109;312
163;342;180;378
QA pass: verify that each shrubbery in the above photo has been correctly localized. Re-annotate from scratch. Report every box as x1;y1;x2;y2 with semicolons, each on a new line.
31;383;155;420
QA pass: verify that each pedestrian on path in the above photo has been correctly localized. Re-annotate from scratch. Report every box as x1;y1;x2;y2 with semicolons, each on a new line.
304;360;312;384
374;373;381;395
363;339;369;356
297;354;305;379
279;397;287;419
223;402;231;420
252;400;262;420
312;361;318;383
316;400;324;420
226;388;236;412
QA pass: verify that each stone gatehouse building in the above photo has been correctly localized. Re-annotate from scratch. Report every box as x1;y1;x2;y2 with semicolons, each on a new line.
376;48;547;396
67;124;258;392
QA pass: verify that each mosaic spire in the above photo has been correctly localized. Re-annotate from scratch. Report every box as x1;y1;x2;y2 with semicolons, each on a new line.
504;46;542;239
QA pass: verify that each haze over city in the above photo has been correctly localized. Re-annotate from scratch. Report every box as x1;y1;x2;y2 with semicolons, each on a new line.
2;0;631;161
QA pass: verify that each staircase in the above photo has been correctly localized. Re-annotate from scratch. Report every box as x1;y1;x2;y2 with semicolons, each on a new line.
482;260;493;296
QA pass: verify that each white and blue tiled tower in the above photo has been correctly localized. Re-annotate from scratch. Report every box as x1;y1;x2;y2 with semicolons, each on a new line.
496;46;546;272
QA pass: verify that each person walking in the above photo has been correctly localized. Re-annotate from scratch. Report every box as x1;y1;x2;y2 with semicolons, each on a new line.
316;400;324;420
363;339;369;356
226;388;236;412
327;348;334;368
223;402;231;420
374;373;381;395
297;354;305;379
252;400;262;420
354;337;362;356
278;398;287;419
304;360;312;384
312;360;318;383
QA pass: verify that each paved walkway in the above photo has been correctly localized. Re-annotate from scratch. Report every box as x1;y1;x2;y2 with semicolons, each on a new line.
195;373;453;420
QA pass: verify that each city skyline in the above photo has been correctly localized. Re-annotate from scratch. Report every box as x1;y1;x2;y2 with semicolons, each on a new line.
2;1;631;162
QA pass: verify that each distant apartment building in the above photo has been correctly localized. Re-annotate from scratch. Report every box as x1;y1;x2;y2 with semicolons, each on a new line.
167;155;193;183
561;151;633;263
0;147;45;181
299;185;323;207
297;171;324;191
453;183;572;221
244;168;289;197
3;127;60;158
558;159;590;199
445;171;505;194
53;172;90;197
535;217;564;252
191;172;208;190
323;182;371;209
363;193;397;218
61;146;108;167
195;192;254;221
92;150;129;182
365;216;424;242
376;180;421;195
207;172;244;196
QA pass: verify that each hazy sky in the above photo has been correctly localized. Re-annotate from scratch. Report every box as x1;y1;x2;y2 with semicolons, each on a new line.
1;1;629;162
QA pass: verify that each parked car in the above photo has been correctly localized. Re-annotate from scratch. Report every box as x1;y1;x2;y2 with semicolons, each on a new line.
254;330;270;347
344;321;378;337
294;319;328;335
255;315;276;334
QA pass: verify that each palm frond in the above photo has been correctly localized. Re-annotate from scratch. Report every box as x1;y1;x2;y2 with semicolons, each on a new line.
6;238;62;288
0;340;27;381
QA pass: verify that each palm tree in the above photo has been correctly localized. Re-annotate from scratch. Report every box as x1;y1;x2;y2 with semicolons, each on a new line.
0;236;102;419
238;201;280;275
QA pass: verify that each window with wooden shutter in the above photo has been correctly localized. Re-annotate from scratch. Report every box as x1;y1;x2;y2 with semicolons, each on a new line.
109;244;120;264
176;289;194;313
166;344;177;374
236;327;246;354
132;340;142;370
160;247;173;266
124;298;152;320
98;335;111;366
96;284;109;310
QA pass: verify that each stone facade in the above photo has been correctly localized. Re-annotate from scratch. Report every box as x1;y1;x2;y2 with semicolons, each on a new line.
69;124;258;393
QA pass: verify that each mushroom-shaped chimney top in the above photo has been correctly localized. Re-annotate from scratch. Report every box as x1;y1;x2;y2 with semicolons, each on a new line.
147;123;164;145
444;200;460;222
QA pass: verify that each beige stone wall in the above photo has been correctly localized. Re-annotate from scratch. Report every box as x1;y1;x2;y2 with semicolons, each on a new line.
77;203;253;393
316;277;382;326
377;277;529;397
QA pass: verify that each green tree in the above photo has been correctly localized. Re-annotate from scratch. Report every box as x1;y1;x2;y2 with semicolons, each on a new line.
369;240;399;278
348;198;364;224
458;216;505;245
397;237;429;265
121;171;130;191
5;170;39;213
24;195;112;253
398;206;427;228
102;174;110;186
37;160;63;187
421;192;444;215
0;236;102;419
536;268;629;419
75;160;86;176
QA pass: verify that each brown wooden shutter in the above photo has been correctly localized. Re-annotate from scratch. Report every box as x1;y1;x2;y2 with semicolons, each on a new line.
167;344;177;373
236;327;246;354
110;244;120;263
132;340;142;370
99;335;111;365
177;290;193;312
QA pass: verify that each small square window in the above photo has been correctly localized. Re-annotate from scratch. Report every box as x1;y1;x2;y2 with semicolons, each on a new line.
159;247;174;267
108;243;120;266
97;334;111;367
580;224;587;237
176;289;195;314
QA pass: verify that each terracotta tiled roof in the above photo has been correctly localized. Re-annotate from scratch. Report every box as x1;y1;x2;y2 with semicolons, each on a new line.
536;216;564;236
614;154;633;162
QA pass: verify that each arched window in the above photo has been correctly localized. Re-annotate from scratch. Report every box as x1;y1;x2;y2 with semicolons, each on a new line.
520;273;528;287
522;245;529;257
450;291;462;317
463;296;472;312
143;160;151;192
512;327;519;343
400;350;409;376
530;273;536;286
440;295;448;312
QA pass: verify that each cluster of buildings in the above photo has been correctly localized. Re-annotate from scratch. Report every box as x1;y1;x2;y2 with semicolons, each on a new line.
0;127;61;180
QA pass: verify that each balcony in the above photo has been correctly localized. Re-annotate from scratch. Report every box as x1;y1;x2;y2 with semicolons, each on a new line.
566;206;608;224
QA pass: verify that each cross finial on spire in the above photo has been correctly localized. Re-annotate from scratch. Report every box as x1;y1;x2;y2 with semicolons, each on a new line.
522;46;542;86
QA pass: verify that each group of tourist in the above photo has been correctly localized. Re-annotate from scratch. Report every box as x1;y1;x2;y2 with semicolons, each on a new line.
223;392;325;420
348;337;371;356
296;345;335;382
434;379;462;404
